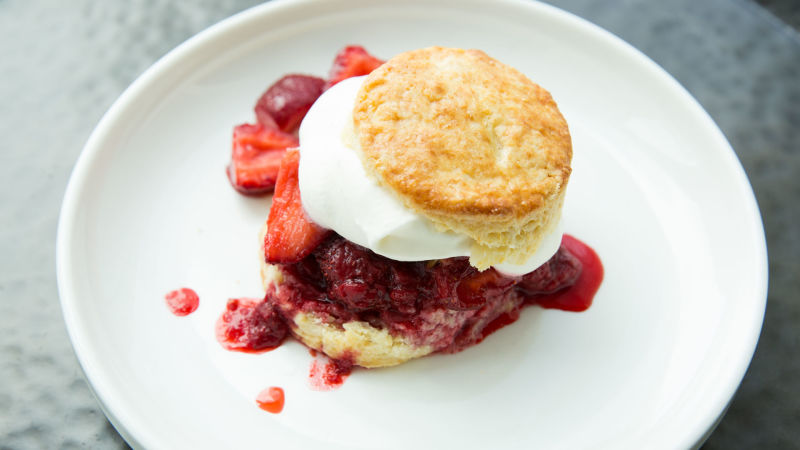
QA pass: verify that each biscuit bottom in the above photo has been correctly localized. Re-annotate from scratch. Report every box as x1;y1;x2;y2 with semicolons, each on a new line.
258;234;596;369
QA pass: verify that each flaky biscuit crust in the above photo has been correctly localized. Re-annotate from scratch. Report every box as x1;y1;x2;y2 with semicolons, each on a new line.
353;47;571;269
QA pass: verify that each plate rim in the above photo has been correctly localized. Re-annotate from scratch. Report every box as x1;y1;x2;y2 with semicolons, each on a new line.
56;0;769;448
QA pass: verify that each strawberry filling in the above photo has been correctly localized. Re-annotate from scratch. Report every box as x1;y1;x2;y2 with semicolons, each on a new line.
270;233;594;353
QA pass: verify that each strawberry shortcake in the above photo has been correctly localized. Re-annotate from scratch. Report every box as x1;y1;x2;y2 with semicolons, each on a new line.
218;46;603;369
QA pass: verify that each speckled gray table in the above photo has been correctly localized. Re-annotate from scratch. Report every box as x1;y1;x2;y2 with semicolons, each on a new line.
1;0;797;448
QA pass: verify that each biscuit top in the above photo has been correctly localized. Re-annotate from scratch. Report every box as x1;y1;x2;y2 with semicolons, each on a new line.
352;47;572;269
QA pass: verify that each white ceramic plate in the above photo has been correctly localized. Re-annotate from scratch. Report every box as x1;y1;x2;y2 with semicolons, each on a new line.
57;0;768;448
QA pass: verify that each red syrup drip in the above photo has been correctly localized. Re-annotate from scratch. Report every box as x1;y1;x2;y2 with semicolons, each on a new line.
308;357;353;391
477;309;522;343
256;387;285;413
533;234;604;312
473;234;604;342
214;297;288;353
164;288;199;316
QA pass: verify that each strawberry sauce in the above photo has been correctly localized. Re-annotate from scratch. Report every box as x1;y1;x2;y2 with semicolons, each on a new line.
164;288;199;316
477;310;522;343
469;235;604;342
215;297;288;353
534;234;603;312
256;387;285;413
308;357;353;391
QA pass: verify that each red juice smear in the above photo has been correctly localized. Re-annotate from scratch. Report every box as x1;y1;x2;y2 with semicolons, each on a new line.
477;309;522;343
256;387;285;413
308;357;352;391
164;288;199;316
534;234;604;312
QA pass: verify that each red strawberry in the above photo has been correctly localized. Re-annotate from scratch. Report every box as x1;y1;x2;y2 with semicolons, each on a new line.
227;123;299;195
326;46;384;89
215;298;288;352
254;74;325;133
265;148;331;263
254;106;279;130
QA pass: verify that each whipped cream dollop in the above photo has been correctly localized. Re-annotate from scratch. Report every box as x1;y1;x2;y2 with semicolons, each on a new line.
297;76;562;276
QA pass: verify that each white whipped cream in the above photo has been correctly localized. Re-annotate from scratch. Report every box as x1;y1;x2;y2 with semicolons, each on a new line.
297;76;562;276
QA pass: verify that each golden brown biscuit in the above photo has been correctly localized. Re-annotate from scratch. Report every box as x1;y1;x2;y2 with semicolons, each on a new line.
353;47;571;269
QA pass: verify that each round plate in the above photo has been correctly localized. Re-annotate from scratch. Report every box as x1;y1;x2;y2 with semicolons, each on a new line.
57;0;768;448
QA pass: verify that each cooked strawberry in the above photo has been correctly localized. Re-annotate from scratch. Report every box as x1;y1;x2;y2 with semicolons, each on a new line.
215;297;288;352
255;74;325;133
325;46;384;89
227;123;299;195
265;148;331;263
254;106;279;130
454;268;517;310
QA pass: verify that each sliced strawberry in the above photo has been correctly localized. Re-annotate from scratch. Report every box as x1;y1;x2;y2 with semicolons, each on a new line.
255;74;325;133
265;148;331;263
325;45;384;89
227;123;299;195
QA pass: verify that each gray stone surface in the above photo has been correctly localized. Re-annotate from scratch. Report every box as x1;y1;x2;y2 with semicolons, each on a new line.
0;0;797;448
758;0;800;30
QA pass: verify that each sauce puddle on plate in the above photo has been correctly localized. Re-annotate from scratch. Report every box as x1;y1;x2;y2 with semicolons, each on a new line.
256;387;285;413
164;288;199;316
